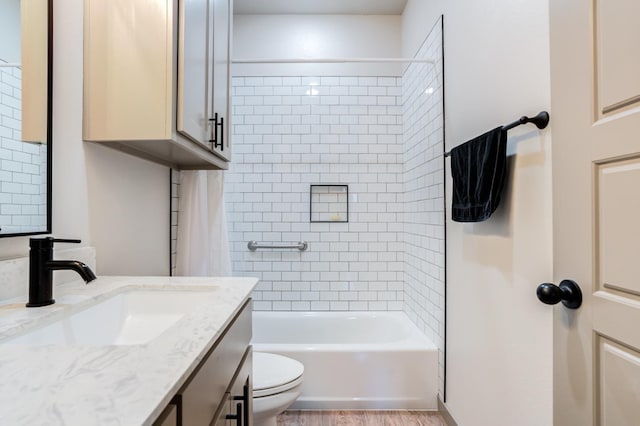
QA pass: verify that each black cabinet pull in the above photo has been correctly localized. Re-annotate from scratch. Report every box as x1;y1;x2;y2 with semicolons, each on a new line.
208;113;218;150
233;384;250;425
208;113;224;151
216;116;224;151
225;402;242;426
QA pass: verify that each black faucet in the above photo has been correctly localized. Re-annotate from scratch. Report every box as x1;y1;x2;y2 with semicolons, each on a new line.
27;237;97;307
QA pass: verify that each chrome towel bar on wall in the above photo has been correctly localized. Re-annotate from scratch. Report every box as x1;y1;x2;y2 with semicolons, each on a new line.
247;241;309;252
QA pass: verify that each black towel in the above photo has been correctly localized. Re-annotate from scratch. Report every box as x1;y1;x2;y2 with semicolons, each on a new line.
450;126;507;222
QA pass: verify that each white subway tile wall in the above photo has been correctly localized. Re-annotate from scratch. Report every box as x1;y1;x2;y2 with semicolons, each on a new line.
227;75;405;312
0;63;48;234
401;19;445;398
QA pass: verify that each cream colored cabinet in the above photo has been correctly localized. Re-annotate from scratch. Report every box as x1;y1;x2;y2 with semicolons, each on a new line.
21;0;48;144
83;0;232;170
154;300;252;426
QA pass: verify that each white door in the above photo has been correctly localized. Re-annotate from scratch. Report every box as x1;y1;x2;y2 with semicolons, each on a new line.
549;0;640;425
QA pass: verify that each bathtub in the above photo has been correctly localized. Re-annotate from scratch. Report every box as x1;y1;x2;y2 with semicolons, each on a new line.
252;311;438;410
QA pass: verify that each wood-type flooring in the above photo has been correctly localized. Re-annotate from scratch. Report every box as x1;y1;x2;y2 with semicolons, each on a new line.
277;410;446;425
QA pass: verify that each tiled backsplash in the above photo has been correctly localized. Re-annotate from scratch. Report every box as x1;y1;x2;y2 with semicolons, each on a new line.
0;62;48;234
227;76;405;311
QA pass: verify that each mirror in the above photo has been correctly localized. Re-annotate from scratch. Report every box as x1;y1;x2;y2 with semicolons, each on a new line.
0;0;51;236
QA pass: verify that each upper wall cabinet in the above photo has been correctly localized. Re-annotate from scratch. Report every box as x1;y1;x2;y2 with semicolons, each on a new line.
83;0;233;169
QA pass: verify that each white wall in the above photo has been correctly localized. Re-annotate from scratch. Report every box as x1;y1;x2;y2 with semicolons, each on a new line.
85;144;169;275
402;1;553;426
233;15;402;76
50;0;90;245
0;0;169;278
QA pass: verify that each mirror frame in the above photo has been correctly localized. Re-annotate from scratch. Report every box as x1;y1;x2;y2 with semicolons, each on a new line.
0;0;53;238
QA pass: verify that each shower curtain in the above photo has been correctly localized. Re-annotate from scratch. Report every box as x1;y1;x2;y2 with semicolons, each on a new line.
175;170;232;276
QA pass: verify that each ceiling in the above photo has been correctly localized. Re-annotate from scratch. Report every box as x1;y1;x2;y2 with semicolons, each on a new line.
233;0;409;15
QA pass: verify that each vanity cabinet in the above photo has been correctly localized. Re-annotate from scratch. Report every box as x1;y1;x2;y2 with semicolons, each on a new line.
83;0;233;169
154;299;252;426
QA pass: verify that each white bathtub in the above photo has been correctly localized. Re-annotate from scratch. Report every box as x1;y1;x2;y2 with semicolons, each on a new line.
252;311;438;410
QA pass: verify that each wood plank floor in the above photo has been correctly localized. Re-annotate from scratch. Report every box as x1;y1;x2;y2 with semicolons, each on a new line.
277;410;446;426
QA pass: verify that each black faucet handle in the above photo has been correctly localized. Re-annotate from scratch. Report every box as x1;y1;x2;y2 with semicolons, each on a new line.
51;238;82;244
30;237;82;250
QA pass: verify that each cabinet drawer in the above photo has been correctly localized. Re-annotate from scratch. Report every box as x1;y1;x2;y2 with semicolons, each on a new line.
179;300;252;426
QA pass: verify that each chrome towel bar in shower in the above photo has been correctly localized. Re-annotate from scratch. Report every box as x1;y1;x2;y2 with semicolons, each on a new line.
247;241;309;252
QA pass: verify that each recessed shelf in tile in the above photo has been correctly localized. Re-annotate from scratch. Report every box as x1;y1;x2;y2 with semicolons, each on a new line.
310;185;349;223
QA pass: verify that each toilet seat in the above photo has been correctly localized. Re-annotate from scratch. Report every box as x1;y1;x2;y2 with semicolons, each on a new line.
253;352;304;398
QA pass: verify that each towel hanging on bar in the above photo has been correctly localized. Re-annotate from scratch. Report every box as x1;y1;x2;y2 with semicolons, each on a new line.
450;127;508;222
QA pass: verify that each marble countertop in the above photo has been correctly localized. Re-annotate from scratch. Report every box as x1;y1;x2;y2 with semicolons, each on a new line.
0;276;258;426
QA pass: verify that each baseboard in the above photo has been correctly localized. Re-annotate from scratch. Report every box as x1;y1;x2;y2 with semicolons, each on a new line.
438;397;458;426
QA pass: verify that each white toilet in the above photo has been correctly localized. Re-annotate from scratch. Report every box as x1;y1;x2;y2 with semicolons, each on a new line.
252;352;304;426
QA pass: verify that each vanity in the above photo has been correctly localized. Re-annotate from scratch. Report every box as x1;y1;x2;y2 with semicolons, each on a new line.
0;276;257;425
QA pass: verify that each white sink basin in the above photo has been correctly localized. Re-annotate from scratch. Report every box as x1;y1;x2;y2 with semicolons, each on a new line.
6;289;213;346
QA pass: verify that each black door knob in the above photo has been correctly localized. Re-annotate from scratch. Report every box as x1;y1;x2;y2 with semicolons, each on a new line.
536;279;582;309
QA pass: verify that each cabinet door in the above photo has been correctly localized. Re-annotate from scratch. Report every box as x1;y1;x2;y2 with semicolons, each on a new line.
84;0;174;141
216;349;252;426
210;0;231;160
228;350;252;426
177;0;212;146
